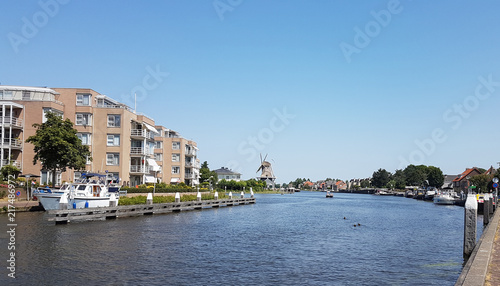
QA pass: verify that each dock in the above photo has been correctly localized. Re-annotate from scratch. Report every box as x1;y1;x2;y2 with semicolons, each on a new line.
47;197;256;224
455;202;500;285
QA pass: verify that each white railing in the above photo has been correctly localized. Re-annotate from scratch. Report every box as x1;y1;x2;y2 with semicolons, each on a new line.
130;147;145;155
2;138;22;148
185;150;196;156
0;117;23;127
1;160;21;168
185;173;195;179
130;165;145;173
131;129;146;137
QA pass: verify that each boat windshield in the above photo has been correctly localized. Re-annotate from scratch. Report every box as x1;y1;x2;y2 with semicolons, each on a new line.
77;185;87;191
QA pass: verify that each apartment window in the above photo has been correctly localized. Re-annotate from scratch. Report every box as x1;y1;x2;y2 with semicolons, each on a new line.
42;108;63;123
77;133;91;145
172;141;180;150
1;91;13;100
107;134;120;146
154;153;162;161
76;94;91;106
172;153;180;162
86;155;92;165
107;115;121;127
106;153;119;165
172;166;180;174
74;172;82;181
22;91;31;100
155;141;162;149
76;113;91;126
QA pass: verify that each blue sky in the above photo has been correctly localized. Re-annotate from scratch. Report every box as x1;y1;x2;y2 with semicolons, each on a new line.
1;0;500;183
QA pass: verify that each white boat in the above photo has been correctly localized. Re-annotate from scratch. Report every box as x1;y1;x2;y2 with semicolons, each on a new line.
433;192;457;205
36;184;72;210
326;191;334;198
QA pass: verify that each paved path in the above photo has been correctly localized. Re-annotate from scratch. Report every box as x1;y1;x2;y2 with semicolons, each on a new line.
456;207;500;285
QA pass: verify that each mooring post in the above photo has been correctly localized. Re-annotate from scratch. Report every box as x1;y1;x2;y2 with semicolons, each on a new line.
484;194;490;226
489;193;494;217
214;191;218;200
109;193;118;207
146;193;153;205
197;191;202;202
229;192;233;199
59;194;68;210
175;192;180;203
250;188;254;198
464;193;478;258
240;191;244;198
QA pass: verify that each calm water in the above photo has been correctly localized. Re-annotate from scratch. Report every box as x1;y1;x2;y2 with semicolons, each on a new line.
0;192;478;285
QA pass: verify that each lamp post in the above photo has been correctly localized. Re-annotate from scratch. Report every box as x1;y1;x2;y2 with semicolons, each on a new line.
493;177;499;206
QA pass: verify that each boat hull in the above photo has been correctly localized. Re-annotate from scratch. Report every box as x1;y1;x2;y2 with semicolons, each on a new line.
38;194;65;210
70;197;111;208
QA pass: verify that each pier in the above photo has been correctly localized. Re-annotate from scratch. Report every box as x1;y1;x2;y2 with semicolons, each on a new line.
47;197;256;224
456;199;500;285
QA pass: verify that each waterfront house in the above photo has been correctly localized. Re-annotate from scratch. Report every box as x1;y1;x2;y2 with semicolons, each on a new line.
334;180;347;191
214;167;241;182
453;167;482;193
440;174;457;190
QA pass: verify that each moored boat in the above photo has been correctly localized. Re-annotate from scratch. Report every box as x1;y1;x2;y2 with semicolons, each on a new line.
326;191;334;198
433;192;458;205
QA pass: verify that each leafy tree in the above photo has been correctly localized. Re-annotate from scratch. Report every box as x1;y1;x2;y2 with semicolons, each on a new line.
426;166;444;188
393;169;406;190
360;179;371;188
26;112;90;187
387;180;396;190
372;168;391;188
469;174;491;193
1;164;21;179
199;161;218;186
403;165;427;186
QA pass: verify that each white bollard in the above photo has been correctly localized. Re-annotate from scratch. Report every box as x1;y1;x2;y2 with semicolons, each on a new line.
175;192;180;203
229;192;233;199
214;191;219;200
59;194;68;210
240;191;245;198
464;193;478;258
197;191;202;201
109;193;117;207
250;189;254;198
146;193;153;205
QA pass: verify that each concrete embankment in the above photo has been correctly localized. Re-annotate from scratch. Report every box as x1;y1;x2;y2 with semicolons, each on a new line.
455;206;500;285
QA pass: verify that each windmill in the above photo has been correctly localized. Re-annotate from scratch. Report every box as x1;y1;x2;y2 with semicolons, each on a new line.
256;154;276;188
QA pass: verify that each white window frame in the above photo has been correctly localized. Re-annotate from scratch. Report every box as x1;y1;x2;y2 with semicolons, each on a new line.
155;141;162;149
172;153;180;162
106;153;119;165
172;166;180;174
172;141;180;150
154;153;162;161
107;134;120;146
77;133;91;145
107;114;121;127
76;94;91;106
76;113;91;126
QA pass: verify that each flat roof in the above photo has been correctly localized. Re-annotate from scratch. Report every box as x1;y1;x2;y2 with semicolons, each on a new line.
0;85;59;94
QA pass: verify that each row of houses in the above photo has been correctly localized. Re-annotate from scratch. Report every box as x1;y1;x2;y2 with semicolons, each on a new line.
0;85;201;187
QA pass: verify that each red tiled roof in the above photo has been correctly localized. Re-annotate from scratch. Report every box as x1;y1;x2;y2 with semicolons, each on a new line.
453;168;480;182
303;181;314;186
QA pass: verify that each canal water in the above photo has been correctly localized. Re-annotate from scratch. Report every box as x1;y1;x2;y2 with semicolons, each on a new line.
0;192;480;285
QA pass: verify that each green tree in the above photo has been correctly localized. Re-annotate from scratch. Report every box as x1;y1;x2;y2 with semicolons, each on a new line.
403;165;427;186
393;169;406;190
426;166;444;188
0;164;21;179
26;112;91;187
469;174;491;193
360;179;371;188
199;161;218;186
372;168;391;188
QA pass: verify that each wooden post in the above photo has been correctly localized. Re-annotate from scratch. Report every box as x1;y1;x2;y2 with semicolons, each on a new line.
250;189;254;198
484;194;490;226
464;193;478;258
175;192;180;203
488;193;494;217
214;191;218;200
146;193;153;205
229;192;233;199
240;191;244;198
197;191;201;202
109;193;117;207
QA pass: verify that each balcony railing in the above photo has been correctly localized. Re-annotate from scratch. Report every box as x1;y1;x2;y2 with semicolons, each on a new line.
1;138;22;148
0;117;23;127
131;129;146;138
185;150;196;157
1;160;21;169
130;165;146;173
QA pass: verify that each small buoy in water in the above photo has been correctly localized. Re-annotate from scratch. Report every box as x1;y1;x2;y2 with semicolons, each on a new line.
353;224;356;227
358;223;361;226
343;217;346;220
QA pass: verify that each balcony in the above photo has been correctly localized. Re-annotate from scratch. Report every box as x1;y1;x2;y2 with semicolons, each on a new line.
1;138;22;149
130;165;146;174
0;117;23;128
185;149;196;157
1;160;21;169
185;173;197;179
130;147;152;156
130;129;146;139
